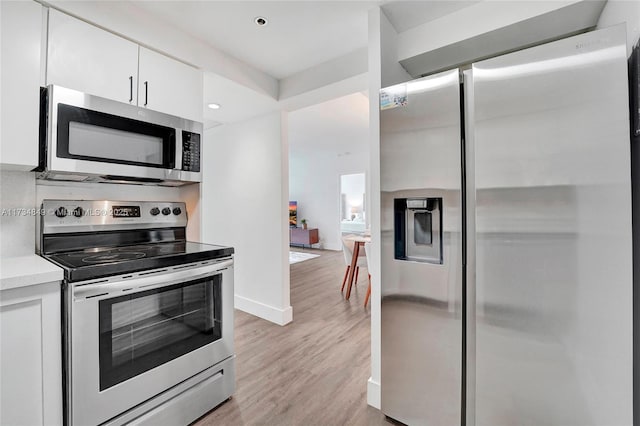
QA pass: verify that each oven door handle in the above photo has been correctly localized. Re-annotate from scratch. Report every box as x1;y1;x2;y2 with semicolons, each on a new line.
74;259;233;301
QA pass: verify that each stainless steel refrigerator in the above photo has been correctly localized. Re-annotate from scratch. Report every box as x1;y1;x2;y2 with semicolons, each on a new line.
380;24;633;426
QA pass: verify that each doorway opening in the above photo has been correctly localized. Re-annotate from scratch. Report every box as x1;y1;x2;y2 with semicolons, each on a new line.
340;173;366;236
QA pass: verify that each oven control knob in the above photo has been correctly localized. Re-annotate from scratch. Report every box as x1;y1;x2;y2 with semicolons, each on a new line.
72;207;84;218
54;207;68;218
172;207;182;216
161;207;171;216
150;207;160;216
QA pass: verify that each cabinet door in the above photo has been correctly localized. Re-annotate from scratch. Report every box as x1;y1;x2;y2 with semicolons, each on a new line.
1;1;43;170
138;47;203;122
47;9;138;104
1;282;62;426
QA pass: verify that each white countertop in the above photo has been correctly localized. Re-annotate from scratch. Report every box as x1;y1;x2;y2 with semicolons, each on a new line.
1;255;63;291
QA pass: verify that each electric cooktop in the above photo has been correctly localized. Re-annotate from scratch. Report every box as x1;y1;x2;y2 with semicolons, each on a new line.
44;241;234;283
39;200;234;283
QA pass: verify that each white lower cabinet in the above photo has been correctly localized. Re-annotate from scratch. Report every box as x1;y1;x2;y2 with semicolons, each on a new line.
0;281;62;426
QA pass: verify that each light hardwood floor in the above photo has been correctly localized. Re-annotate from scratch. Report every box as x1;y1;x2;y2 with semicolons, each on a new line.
194;249;391;426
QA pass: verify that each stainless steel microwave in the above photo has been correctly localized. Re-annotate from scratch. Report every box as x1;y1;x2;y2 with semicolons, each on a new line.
37;85;202;186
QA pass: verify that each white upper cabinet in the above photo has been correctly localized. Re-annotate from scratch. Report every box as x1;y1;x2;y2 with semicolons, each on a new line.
1;1;44;170
47;10;203;122
47;9;139;105
139;47;203;122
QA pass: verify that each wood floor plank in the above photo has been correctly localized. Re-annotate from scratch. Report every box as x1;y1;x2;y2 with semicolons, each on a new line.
193;249;390;426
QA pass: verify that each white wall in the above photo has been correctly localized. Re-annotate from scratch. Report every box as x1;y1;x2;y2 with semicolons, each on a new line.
202;112;292;326
280;48;368;101
366;7;383;410
288;93;369;251
597;0;640;56
380;9;412;88
341;173;366;196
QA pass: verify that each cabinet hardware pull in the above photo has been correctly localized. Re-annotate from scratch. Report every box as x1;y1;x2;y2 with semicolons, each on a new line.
129;76;133;102
144;81;148;106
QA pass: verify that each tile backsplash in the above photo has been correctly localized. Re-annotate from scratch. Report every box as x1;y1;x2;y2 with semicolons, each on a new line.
0;171;201;260
0;171;37;257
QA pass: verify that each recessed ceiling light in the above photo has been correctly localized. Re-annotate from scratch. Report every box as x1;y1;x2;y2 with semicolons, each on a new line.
254;16;268;26
207;103;221;110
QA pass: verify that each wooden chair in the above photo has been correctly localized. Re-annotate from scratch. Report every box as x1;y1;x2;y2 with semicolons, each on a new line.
341;237;367;292
364;242;371;308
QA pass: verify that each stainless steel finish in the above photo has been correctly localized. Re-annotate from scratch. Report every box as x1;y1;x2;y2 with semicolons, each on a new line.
41;200;187;235
69;259;234;426
462;68;476;426
62;281;72;426
40;85;202;185
175;133;183;176
632;42;640;425
380;68;463;425
73;258;233;300
104;356;235;426
471;25;632;425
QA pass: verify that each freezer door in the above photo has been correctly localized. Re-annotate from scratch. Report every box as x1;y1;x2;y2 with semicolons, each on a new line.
380;69;463;425
469;25;633;425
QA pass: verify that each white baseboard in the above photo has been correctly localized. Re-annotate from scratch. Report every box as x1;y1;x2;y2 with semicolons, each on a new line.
322;242;341;251
234;294;293;326
367;377;381;409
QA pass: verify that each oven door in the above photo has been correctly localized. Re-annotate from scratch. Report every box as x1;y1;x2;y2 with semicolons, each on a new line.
68;259;233;426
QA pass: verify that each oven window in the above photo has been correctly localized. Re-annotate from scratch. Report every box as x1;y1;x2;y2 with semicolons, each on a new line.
98;276;222;391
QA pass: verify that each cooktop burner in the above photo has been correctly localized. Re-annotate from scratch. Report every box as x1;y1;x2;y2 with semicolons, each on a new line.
82;251;146;264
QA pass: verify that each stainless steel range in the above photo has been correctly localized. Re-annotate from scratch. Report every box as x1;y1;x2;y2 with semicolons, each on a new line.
39;200;235;426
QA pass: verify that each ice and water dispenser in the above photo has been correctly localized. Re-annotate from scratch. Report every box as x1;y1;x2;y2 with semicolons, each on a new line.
394;197;443;264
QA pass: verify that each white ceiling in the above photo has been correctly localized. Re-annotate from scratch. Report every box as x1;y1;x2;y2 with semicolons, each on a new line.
127;1;479;125
289;92;369;154
129;1;480;81
203;72;280;128
130;1;374;79
381;1;480;33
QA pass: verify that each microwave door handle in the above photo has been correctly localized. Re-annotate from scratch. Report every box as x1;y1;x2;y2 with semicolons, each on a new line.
176;131;183;170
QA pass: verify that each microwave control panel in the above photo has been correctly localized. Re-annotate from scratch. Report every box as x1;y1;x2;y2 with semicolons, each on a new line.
182;131;201;173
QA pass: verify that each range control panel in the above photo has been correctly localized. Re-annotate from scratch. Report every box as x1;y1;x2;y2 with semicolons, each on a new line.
182;131;201;173
42;200;187;233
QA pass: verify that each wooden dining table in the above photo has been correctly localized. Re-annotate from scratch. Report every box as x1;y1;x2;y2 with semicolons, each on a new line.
343;234;371;300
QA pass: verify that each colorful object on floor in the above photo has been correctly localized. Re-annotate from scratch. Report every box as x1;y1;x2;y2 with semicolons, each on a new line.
289;251;320;265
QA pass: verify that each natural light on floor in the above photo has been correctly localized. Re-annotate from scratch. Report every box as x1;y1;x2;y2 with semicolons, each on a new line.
288;251;320;264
